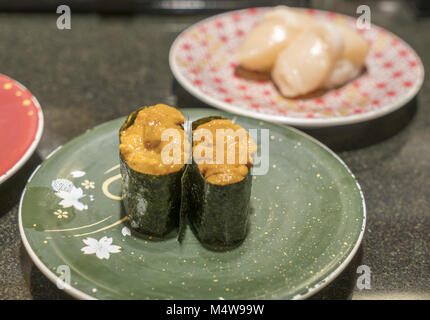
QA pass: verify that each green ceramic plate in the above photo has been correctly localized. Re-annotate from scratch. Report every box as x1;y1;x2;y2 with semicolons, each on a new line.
19;108;365;300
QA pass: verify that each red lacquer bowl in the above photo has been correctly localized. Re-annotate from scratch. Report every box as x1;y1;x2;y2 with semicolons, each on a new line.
0;74;43;184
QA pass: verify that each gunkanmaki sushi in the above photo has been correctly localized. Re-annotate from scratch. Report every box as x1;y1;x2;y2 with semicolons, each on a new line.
180;117;257;250
119;104;189;238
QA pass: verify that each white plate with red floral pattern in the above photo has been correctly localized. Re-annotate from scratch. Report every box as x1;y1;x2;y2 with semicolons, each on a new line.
169;7;424;128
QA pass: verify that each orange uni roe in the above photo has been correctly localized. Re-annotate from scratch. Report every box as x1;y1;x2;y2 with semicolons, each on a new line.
193;119;257;185
119;104;188;175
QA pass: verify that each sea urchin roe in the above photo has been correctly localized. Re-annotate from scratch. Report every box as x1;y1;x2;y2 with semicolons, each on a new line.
193;119;257;185
119;104;188;175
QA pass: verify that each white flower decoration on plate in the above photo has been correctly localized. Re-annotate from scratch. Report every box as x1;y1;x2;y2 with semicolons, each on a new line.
81;236;121;260
81;179;95;189
71;170;86;178
55;186;88;211
121;226;131;237
53;209;68;219
51;178;74;193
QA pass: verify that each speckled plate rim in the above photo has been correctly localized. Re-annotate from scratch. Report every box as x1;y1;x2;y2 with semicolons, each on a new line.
169;7;425;128
18;115;366;300
0;74;44;185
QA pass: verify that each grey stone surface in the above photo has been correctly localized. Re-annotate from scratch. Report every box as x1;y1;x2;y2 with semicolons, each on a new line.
0;0;429;299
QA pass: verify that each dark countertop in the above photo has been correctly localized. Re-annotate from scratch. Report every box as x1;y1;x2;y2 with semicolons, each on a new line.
0;0;429;299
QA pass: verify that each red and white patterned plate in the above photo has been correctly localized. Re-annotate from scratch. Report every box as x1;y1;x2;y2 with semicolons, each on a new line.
0;74;43;184
169;7;424;128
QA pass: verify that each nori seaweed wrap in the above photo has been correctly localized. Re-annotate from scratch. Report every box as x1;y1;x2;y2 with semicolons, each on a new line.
180;117;255;251
119;105;187;238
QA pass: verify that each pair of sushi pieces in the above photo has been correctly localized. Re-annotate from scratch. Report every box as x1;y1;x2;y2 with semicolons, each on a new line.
119;104;256;251
237;6;370;98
